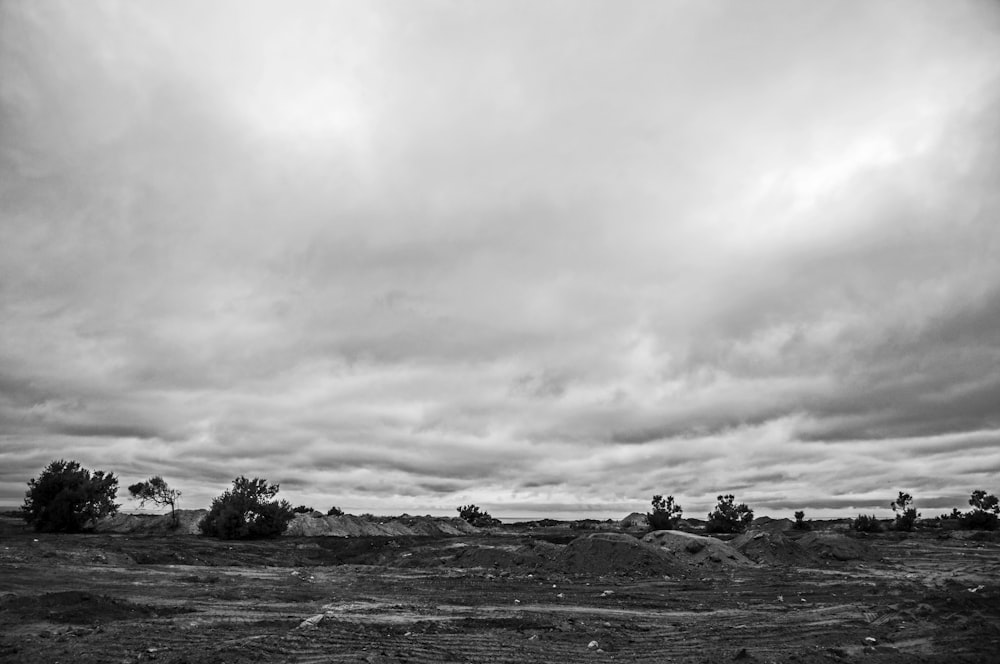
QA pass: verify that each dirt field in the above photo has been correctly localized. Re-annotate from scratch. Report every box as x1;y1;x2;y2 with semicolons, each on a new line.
1;516;998;663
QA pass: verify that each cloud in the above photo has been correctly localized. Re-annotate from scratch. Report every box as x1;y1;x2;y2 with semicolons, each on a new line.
1;1;999;517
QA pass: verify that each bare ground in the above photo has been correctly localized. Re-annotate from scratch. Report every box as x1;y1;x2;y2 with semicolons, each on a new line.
1;517;998;663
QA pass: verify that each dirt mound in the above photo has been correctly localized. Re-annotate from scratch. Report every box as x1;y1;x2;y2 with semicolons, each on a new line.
555;532;684;577
395;539;562;571
751;517;795;533
731;530;812;565
620;512;648;528
93;511;479;538
93;510;206;535
284;514;480;538
0;591;194;624
797;532;878;562
449;541;557;570
642;530;754;568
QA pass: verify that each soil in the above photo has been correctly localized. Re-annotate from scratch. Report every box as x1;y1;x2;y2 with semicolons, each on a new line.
642;530;754;568
2;516;999;663
731;530;824;566
93;512;481;539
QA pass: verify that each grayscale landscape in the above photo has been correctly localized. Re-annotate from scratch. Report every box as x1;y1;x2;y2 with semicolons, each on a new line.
2;508;1000;663
1;1;999;662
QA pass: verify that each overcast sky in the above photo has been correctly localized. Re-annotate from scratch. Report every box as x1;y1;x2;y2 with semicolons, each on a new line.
2;1;999;519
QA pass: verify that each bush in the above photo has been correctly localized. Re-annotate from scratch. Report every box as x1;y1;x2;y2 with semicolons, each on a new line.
457;504;500;527
792;510;811;531
705;494;754;534
199;476;294;539
327;506;344;516
292;505;314;514
647;494;683;530
890;491;919;532
128;476;181;526
852;514;883;533
960;510;999;530
22;460;119;533
959;490;999;530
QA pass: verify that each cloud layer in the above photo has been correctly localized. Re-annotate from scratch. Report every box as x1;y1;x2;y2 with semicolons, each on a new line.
2;1;999;518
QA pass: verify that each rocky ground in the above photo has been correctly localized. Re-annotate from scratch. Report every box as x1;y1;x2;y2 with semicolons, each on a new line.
1;514;998;663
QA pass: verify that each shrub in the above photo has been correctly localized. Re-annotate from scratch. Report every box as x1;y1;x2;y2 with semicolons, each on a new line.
959;490;999;530
128;476;181;526
705;494;754;534
890;491;919;532
792;510;811;531
969;489;1000;513
457;504;500;527
292;505;314;514
647;494;683;531
22;460;119;533
852;514;883;533
960;510;999;530
199;476;294;539
327;506;344;516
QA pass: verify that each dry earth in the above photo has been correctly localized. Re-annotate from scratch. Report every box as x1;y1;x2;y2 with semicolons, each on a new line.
1;515;998;663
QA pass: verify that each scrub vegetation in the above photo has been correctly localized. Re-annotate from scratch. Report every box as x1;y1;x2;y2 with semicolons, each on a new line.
22;460;119;533
198;476;295;540
705;494;754;534
16;460;1000;539
457;504;500;527
646;494;683;531
128;476;181;526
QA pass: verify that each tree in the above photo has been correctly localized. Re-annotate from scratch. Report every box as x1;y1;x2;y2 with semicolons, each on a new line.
647;494;683;531
890;491;919;532
969;489;999;513
327;506;344;516
792;510;810;531
128;476;181;526
292;505;314;514
457;504;500;527
199;476;294;539
705;494;754;534
960;489;999;530
22;460;119;533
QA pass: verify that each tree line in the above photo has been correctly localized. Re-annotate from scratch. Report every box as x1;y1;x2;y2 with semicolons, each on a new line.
20;459;304;539
16;459;1000;538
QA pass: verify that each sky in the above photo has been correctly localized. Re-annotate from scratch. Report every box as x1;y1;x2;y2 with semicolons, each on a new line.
1;1;999;520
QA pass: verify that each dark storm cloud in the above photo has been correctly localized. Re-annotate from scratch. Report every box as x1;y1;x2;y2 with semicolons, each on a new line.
2;0;999;516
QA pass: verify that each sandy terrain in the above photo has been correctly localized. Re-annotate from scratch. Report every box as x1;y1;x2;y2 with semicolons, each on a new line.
1;515;998;663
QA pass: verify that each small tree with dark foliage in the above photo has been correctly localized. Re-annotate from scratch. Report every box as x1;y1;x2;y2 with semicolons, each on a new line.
327;506;344;516
22;460;119;532
792;510;810;531
128;476;181;526
705;494;754;534
457;504;500;527
647;494;683;531
959;489;999;530
890;491;919;532
199;476;294;539
292;505;314;514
